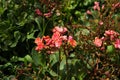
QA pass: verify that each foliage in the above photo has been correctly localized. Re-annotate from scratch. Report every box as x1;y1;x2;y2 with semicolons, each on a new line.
0;0;120;80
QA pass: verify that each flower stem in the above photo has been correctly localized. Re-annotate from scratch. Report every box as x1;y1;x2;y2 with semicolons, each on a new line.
57;50;61;79
64;46;69;80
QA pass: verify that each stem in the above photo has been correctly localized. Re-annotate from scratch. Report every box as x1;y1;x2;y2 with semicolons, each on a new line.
42;19;50;36
66;55;68;79
58;50;61;79
64;46;69;80
42;17;53;36
42;18;45;36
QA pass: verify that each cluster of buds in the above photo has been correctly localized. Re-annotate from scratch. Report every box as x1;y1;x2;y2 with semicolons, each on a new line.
94;30;120;50
93;1;100;11
35;0;57;18
86;1;105;14
112;2;120;9
35;26;77;54
86;1;104;25
35;9;52;18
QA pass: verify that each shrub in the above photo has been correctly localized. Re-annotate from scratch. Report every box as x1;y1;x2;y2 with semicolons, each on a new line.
0;0;120;80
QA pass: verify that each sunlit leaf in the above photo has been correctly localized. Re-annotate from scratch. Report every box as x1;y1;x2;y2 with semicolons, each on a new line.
24;55;33;63
106;45;114;53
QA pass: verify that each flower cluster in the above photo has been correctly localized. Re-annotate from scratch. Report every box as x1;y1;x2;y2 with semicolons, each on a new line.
86;1;104;25
112;2;120;9
94;30;120;49
93;1;100;11
35;9;52;18
35;26;77;54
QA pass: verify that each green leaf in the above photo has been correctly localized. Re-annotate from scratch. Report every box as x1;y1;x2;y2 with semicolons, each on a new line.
48;70;58;77
16;19;27;26
78;73;86;80
106;45;114;53
60;59;66;70
10;31;21;48
35;17;42;32
27;32;35;39
0;21;10;32
14;31;21;40
18;58;25;62
50;52;59;66
75;11;81;17
81;29;90;36
24;55;33;62
0;7;6;15
4;62;12;68
27;29;37;40
10;41;18;48
10;56;19;62
71;77;76;80
31;49;46;66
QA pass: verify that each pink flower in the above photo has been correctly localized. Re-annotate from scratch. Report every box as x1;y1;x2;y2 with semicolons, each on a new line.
106;30;119;36
43;36;52;46
102;5;105;10
99;21;103;25
93;37;102;47
44;12;52;18
86;10;92;15
114;39;120;49
104;30;119;41
101;37;106;41
100;46;105;50
35;37;42;44
52;32;61;41
35;37;44;51
61;36;67;41
52;32;62;48
54;38;62;48
52;26;67;34
68;36;77;47
112;2;120;9
105;30;116;36
34;26;77;53
94;1;99;5
93;1;100;11
35;9;42;16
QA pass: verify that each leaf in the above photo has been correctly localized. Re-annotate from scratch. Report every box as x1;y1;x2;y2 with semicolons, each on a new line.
27;29;37;40
71;77;76;80
31;49;46;66
50;52;59;66
60;59;66;70
16;19;27;26
10;31;21;48
67;1;77;10
48;70;58;77
10;41;18;48
106;45;114;53
35;17;42;32
24;55;33;63
78;73;86;80
81;29;90;36
0;21;10;32
4;62;12;68
14;31;21;40
27;32;35;39
32;52;41;66
0;7;6;15
18;57;25;62
75;11;81;17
